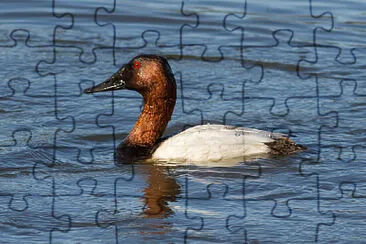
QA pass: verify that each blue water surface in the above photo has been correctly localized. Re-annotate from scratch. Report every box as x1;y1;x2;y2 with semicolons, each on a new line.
0;0;366;243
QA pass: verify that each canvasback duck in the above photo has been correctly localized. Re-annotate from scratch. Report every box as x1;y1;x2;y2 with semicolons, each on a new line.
84;55;305;164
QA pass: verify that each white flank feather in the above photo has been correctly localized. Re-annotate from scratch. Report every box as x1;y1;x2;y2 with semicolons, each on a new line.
151;124;285;163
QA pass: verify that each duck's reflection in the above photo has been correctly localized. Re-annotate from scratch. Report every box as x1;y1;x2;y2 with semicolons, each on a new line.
115;157;181;219
141;164;181;218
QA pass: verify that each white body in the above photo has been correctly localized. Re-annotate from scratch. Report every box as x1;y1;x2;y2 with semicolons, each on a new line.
151;124;284;163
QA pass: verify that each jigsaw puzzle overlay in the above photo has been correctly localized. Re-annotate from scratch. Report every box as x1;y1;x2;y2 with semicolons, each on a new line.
1;0;365;243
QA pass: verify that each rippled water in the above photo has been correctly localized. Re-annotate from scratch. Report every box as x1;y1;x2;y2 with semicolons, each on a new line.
1;0;366;243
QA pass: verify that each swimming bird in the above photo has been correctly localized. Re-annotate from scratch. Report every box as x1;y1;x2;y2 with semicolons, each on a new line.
83;55;305;164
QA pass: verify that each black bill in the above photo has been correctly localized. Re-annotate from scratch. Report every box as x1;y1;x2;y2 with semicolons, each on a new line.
83;66;127;94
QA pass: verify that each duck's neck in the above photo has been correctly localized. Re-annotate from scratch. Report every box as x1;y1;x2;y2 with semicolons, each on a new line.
125;92;176;147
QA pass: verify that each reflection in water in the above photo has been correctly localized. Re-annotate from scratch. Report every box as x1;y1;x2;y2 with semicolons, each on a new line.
141;165;181;218
113;158;182;240
116;156;181;219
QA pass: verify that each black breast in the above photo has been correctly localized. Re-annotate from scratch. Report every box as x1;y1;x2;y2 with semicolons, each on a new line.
116;143;154;164
115;136;171;164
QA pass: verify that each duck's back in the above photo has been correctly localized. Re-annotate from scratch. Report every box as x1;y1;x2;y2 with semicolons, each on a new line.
151;124;298;162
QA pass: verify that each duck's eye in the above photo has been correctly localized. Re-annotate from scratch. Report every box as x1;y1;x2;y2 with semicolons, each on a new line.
133;61;141;69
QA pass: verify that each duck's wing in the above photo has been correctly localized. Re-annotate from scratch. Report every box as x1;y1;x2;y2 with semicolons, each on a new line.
177;124;286;140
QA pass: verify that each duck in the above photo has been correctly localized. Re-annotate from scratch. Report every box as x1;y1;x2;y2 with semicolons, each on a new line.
83;54;305;164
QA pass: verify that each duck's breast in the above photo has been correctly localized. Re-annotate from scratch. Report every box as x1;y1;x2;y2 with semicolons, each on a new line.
151;124;283;162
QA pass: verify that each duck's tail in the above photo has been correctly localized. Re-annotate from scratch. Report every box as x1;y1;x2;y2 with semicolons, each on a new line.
265;137;307;155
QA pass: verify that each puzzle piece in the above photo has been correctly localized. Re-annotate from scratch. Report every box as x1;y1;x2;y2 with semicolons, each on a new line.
37;46;117;96
0;30;54;96
53;0;113;63
227;176;335;243
183;164;261;199
224;0;333;46
51;177;116;243
312;0;365;60
96;165;180;243
95;0;189;60
180;0;244;60
318;183;366;243
169;43;263;126
0;0;71;46
229;198;335;243
298;46;366;97
0;30;70;150
0;78;62;148
33;151;134;196
115;30;183;60
298;45;361;83
36;47;118;163
297;42;366;166
53;80;115;164
0;132;53;211
237;168;321;217
242;30;317;115
180;165;262;242
0;185;71;243
300;81;366;198
183;180;246;243
31;155;142;241
317;80;366;162
177;58;249;124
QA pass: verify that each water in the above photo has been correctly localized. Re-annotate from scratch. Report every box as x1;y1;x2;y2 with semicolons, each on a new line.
1;0;366;243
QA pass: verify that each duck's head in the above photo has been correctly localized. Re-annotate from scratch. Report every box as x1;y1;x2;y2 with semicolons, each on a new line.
83;54;176;99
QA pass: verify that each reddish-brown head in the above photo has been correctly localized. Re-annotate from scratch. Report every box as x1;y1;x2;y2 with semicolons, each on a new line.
83;54;177;101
